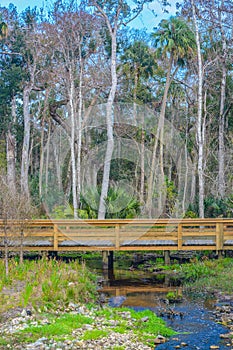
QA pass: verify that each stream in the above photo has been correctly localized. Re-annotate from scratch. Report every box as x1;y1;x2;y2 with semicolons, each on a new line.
95;266;231;350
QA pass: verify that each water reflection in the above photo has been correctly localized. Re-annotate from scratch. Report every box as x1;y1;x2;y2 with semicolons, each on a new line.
98;267;230;350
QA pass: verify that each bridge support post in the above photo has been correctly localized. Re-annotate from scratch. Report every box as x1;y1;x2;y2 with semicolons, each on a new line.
102;251;114;270
217;250;224;259
164;250;170;265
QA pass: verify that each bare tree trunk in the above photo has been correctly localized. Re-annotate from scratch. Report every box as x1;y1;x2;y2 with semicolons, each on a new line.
4;224;9;276
45;121;51;195
21;87;31;199
98;24;117;219
190;158;196;204
39;90;49;199
218;66;226;198
146;55;173;217
76;47;83;210
218;18;227;198
69;76;78;219
140;127;145;204
191;0;204;218
6;97;16;192
39;116;45;199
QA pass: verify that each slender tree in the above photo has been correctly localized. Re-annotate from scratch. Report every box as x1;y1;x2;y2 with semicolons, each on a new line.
146;16;196;217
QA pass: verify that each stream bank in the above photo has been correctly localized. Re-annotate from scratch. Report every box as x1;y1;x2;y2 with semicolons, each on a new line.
95;258;233;349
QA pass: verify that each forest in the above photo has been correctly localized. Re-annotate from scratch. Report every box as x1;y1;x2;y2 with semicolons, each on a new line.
0;0;233;221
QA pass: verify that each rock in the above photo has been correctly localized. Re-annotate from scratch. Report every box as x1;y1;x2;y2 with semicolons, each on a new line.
83;324;93;330
210;346;219;349
181;342;188;347
68;302;78;309
37;337;48;343
77;305;86;314
141;316;149;322
154;335;166;344
108;296;126;307
26;309;32;316
21;309;27;317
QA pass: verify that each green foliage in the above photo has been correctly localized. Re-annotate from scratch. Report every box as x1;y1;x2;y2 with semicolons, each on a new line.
51;205;75;219
0;259;97;313
81;329;108;341
186;195;233;218
152;16;196;65
166;290;182;302
180;261;214;282
21;283;34;307
20;313;93;342
180;258;233;294
164;177;177;215
105;187;141;219
96;307;176;342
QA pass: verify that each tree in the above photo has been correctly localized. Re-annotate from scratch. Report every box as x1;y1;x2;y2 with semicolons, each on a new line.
120;39;155;203
0;173;35;275
146;16;196;217
90;0;152;219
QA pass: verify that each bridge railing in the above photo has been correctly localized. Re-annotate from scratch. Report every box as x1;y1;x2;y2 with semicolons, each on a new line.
0;219;233;252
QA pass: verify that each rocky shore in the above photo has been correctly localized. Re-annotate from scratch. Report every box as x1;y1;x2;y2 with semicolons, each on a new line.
212;293;233;348
0;303;166;350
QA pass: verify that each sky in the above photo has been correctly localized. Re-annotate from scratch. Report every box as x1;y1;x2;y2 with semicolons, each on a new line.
0;0;179;31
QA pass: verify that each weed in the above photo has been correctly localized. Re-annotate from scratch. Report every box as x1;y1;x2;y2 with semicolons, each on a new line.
180;258;233;294
19;313;93;342
81;329;109;340
0;258;97;313
21;283;34;307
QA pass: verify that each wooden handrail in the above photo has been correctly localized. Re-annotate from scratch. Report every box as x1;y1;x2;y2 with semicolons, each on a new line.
0;219;232;252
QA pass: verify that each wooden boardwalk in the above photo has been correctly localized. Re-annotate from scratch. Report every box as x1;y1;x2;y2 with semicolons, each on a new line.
0;218;233;252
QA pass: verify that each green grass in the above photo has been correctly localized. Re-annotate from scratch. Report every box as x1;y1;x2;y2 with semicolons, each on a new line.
0;258;97;313
95;307;176;346
0;337;8;347
2;306;175;348
179;258;233;294
18;313;93;343
81;329;109;340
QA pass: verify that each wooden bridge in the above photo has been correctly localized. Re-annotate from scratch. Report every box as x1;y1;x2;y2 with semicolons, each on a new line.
0;218;233;253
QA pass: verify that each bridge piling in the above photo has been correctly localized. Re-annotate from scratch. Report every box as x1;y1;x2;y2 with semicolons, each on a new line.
102;251;114;270
164;250;171;265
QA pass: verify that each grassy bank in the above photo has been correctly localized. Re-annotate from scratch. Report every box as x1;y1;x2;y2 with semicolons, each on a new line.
179;257;233;295
0;258;97;313
0;258;175;349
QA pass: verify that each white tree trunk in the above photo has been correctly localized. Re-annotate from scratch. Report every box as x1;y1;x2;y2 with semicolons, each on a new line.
218;13;227;199
21;87;31;199
146;55;173;218
191;0;204;218
76;47;83;210
98;27;117;219
7;97;16;192
69;76;78;219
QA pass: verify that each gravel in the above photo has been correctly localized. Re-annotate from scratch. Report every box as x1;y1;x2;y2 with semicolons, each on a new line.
0;303;155;350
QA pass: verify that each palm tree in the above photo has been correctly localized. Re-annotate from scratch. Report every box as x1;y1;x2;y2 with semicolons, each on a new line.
146;16;196;217
121;40;155;203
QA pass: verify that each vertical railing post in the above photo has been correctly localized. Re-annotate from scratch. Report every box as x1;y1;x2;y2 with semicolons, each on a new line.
115;224;120;249
54;224;58;251
178;223;182;250
216;222;224;254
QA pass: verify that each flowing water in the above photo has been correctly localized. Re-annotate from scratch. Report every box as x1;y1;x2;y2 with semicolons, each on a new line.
96;267;231;350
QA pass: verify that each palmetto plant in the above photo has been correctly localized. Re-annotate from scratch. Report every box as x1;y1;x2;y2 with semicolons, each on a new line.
80;186;140;219
105;187;141;219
